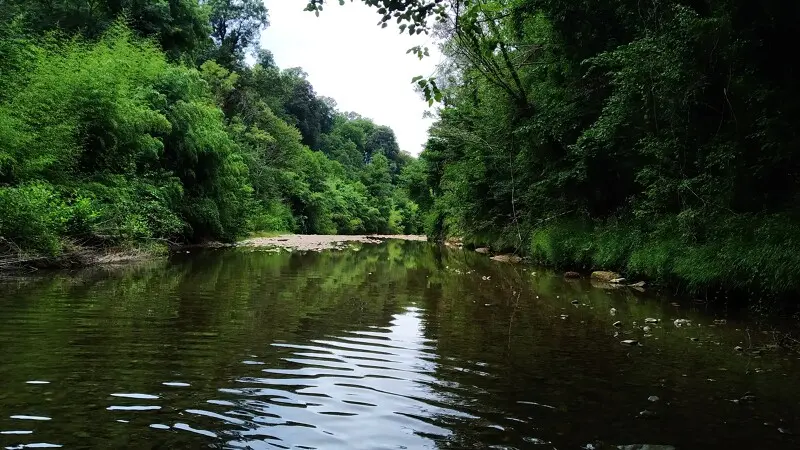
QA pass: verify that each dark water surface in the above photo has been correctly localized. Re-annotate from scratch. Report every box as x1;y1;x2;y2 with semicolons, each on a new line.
1;241;799;449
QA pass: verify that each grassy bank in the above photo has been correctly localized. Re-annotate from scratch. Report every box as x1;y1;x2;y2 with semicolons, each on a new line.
461;214;800;298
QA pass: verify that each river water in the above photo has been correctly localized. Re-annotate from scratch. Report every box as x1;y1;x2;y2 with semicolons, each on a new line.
1;241;798;449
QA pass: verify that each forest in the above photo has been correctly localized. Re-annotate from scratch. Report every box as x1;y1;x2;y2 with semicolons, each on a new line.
335;0;800;296
0;0;424;262
3;0;800;297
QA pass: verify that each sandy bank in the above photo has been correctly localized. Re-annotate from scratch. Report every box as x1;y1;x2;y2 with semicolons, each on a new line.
239;234;427;252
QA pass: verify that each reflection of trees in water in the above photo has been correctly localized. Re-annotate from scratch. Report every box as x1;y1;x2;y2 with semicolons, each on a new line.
1;243;799;449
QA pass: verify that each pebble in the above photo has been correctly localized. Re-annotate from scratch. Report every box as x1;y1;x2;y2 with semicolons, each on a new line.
674;319;691;327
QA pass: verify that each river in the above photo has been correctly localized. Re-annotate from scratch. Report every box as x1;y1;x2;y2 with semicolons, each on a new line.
1;240;798;449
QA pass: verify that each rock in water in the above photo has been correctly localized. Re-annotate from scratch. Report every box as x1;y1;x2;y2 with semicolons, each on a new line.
613;321;622;327
490;254;522;263
564;271;580;278
591;270;622;281
571;299;580;304
621;339;639;346
628;281;646;287
645;318;660;323
609;277;627;284
475;247;490;254
648;395;660;402
673;319;691;327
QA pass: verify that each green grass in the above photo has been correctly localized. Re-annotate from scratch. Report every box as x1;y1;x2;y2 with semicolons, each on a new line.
469;214;800;297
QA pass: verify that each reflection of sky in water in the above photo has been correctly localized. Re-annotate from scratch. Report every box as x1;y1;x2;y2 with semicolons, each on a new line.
225;306;470;449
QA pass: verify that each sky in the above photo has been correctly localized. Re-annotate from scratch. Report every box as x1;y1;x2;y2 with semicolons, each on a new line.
260;0;441;156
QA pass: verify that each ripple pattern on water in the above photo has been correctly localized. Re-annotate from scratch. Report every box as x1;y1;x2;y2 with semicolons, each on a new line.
200;307;474;449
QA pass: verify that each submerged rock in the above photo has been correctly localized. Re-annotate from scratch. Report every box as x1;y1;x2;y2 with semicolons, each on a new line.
591;271;622;281
628;281;646;288
490;254;523;263
564;271;581;278
475;247;490;254
619;446;676;450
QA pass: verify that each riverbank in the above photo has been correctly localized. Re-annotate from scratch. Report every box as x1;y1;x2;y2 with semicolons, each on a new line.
239;234;427;252
0;234;428;272
0;239;169;272
460;217;800;301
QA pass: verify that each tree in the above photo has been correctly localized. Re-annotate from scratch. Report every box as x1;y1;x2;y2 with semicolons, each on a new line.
0;0;211;60
204;0;269;68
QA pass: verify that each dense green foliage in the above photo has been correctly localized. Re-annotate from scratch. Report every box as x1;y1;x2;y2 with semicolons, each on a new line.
336;0;800;295
0;1;424;258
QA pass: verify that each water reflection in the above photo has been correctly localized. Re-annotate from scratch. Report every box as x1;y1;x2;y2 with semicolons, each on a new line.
220;306;465;449
0;241;798;449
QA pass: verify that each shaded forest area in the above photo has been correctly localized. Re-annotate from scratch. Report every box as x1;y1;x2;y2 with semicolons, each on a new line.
0;0;424;263
341;0;800;296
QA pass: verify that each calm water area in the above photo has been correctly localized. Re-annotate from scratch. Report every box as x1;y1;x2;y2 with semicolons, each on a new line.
1;241;799;449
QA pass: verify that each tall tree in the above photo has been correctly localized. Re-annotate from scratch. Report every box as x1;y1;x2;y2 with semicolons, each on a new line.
205;0;269;68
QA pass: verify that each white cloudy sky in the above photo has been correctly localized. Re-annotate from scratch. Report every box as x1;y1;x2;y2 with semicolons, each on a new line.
260;0;441;155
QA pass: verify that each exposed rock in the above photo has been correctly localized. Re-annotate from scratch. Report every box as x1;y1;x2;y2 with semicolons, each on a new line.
621;339;639;346
613;321;622;327
673;319;691;327
628;281;646;288
591;280;624;290
564;271;581;278
571;299;580;305
734;346;744;351
643;326;651;332
610;308;617;316
638;409;657;418
490;254;523;263
475;247;491;254
648;395;660;402
609;277;627;284
645;318;660;324
591;271;622;281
